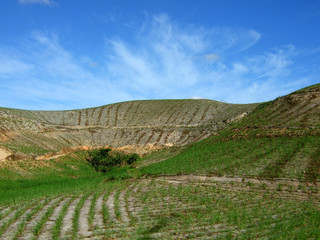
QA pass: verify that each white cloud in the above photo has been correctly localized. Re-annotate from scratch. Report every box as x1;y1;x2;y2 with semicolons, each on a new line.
0;58;32;76
18;0;56;6
191;96;203;100
0;14;318;110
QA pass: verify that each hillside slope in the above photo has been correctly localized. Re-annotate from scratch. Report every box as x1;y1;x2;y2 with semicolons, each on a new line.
142;83;320;181
0;99;257;158
233;83;320;129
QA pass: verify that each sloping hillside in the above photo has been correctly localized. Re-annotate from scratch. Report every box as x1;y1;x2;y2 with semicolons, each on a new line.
0;99;257;158
141;84;320;181
233;83;320;128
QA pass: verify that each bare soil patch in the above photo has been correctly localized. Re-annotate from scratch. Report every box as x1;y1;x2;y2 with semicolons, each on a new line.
0;147;12;161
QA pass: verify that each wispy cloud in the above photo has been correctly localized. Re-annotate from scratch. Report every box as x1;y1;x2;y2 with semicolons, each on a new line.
0;14;318;110
18;0;57;6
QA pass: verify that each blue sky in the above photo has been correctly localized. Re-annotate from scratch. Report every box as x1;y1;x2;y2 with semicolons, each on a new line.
0;0;319;110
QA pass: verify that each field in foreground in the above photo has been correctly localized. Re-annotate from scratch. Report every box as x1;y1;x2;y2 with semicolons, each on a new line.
0;149;319;240
0;175;319;239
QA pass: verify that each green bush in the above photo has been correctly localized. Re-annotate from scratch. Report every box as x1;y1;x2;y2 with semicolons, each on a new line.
86;148;139;172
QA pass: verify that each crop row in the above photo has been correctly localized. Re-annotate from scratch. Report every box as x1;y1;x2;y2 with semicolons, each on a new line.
0;178;319;239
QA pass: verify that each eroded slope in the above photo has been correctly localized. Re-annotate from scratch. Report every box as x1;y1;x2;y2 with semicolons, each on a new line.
0;99;257;157
234;83;320;128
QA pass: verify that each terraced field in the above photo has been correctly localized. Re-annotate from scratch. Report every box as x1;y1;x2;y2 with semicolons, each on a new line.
0;100;257;158
0;177;319;240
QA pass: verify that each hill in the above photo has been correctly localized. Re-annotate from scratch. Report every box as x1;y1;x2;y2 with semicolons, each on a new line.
141;83;320;181
0;99;257;159
233;83;320;128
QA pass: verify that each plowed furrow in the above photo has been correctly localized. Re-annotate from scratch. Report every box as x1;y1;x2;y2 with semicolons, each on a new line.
171;101;189;124
122;101;134;124
18;197;59;240
104;106;111;126
0;200;36;237
0;206;15;222
37;196;71;240
155;130;164;144
1;200;45;240
136;132;147;145
0;207;10;216
105;190;118;223
150;224;234;239
78;194;94;238
131;205;208;218
200;105;211;122
52;195;78;240
11;198;53;240
78;111;82;125
114;104;121;127
127;183;142;222
60;195;83;237
144;131;155;145
33;196;66;237
85;109;89;126
92;192;105;230
88;192;99;230
177;131;190;145
100;226;134;239
165;101;183;124
118;187;130;224
96;107;103;125
127;102;141;126
71;193;91;239
125;183;138;223
163;129;175;145
101;188;114;228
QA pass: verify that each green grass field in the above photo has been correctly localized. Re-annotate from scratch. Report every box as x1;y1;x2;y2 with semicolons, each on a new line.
141;131;320;181
1;128;319;239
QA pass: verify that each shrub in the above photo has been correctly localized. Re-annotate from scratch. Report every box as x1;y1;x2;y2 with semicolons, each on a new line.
86;148;139;172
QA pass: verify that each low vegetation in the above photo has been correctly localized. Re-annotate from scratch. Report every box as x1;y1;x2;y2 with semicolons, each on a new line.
0;176;319;239
86;148;139;173
0;84;320;239
141;132;320;180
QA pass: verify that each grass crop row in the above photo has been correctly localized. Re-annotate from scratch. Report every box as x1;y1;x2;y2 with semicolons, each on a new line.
130;181;320;239
72;192;91;239
0;200;36;236
52;194;78;240
14;197;52;239
33;196;65;236
114;190;121;220
141;135;320;180
102;189;113;226
88;191;100;229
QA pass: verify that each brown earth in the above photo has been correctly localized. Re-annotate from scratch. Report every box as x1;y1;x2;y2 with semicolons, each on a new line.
0;99;257;157
0;147;12;161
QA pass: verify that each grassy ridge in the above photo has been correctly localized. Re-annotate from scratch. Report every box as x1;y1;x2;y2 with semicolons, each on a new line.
231;83;320;128
141;84;320;180
141;132;320;180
